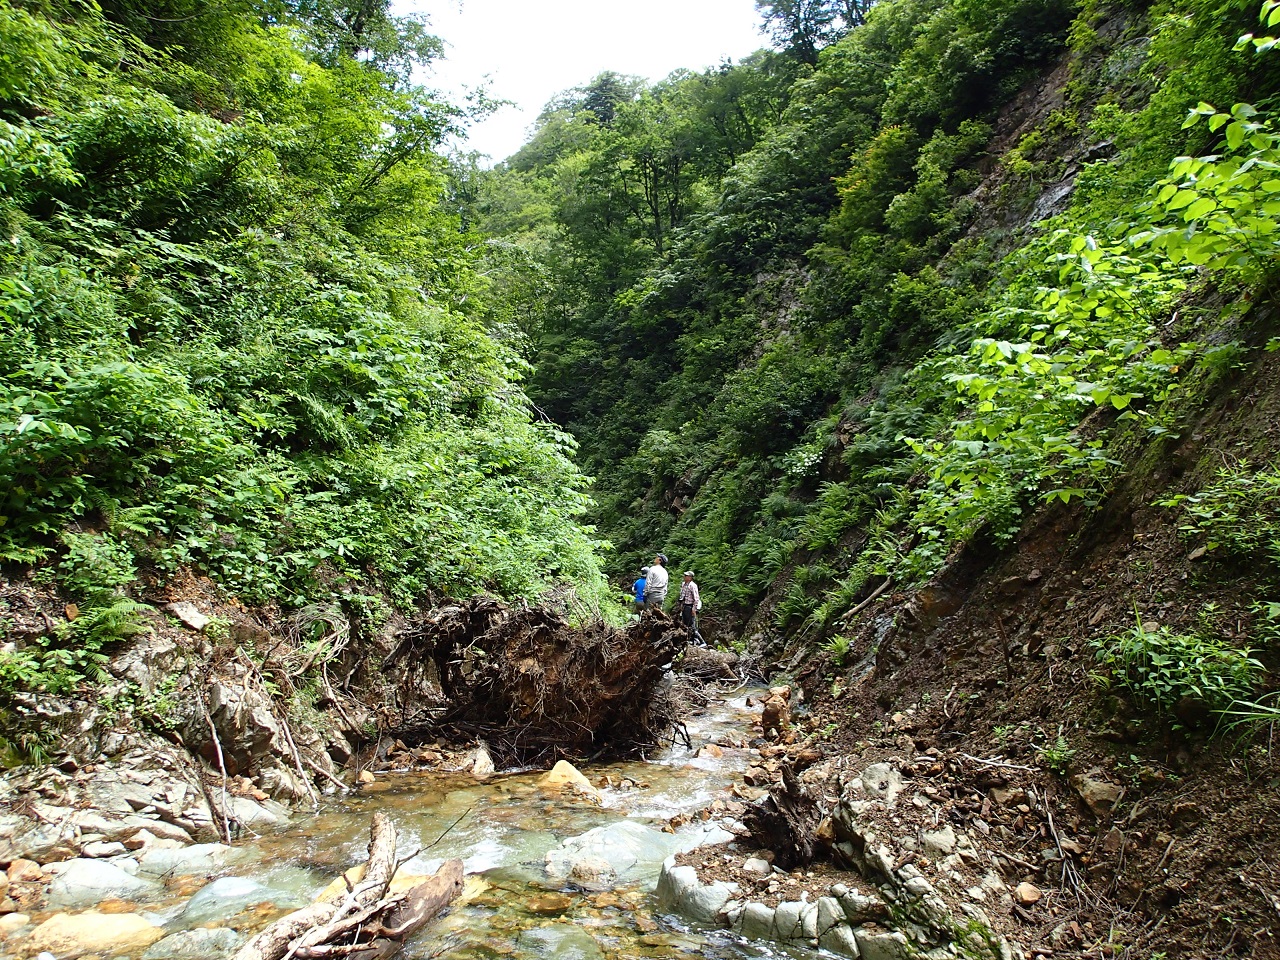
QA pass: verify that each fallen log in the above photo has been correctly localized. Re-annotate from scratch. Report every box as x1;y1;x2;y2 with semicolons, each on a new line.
233;812;463;960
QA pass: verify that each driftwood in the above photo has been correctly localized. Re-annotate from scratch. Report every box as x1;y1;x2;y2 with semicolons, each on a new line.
386;599;686;766
680;646;741;682
233;812;463;960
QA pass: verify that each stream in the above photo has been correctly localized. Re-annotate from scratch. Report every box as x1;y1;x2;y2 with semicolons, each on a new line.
19;690;825;960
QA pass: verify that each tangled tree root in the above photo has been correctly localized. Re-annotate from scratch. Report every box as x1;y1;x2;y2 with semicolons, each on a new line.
385;599;687;767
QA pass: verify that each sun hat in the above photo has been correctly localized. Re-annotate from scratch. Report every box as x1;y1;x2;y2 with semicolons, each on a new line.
683;570;694;577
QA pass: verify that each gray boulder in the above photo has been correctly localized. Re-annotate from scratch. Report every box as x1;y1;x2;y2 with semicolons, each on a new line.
137;843;239;879
545;821;683;889
46;858;162;908
142;927;245;959
655;860;738;924
855;929;912;960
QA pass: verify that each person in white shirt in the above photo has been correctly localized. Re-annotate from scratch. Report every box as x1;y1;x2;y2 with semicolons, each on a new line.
644;553;669;610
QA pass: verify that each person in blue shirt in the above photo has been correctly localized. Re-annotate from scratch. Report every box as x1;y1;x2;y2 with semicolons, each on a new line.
632;567;649;615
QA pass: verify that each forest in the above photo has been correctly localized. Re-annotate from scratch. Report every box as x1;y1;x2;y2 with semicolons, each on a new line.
0;0;622;695
477;0;1280;666
3;0;1280;955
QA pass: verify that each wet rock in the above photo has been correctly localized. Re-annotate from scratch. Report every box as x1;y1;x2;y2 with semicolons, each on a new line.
736;902;776;940
818;921;861;958
179;875;304;925
517;922;605;960
545;821;687;889
569;856;616;887
514;926;604;960
46;858;162;908
141;927;245;958
772;900;806;940
227;793;287;827
655;860;737;924
539;760;600;800
469;744;496;778
761;689;791;738
24;911;165;957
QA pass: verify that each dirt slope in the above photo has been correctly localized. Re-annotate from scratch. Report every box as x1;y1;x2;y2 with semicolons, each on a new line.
741;311;1280;958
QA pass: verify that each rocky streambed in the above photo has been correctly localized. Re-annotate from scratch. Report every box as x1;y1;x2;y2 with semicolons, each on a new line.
1;682;1027;960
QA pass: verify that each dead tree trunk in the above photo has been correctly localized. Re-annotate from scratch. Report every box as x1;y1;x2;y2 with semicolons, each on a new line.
233;812;463;960
742;761;824;870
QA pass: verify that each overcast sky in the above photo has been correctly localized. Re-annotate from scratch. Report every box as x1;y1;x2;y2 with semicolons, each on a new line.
405;0;768;162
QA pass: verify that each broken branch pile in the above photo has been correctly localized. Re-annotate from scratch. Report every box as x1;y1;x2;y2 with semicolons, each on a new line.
385;599;686;766
234;812;463;960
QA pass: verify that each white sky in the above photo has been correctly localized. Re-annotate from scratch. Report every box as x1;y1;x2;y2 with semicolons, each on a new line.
404;0;768;162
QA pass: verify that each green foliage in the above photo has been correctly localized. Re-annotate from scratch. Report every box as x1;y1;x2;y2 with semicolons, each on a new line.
1092;609;1264;723
1035;732;1076;774
1132;101;1280;283
0;0;616;622
479;0;1280;638
1159;460;1280;575
821;632;853;666
902;230;1195;575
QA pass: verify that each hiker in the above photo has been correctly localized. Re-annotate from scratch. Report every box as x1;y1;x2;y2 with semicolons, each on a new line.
679;570;704;645
632;566;649;615
644;553;669;611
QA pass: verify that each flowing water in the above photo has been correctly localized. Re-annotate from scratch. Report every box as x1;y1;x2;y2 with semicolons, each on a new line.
109;692;823;959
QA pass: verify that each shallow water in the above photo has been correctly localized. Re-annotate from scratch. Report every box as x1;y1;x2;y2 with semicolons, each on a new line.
27;692;826;959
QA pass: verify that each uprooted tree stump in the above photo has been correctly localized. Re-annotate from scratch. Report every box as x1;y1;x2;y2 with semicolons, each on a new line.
234;812;463;960
385;599;688;766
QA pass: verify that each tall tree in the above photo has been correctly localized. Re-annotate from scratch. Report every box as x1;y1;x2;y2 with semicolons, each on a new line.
755;0;875;63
